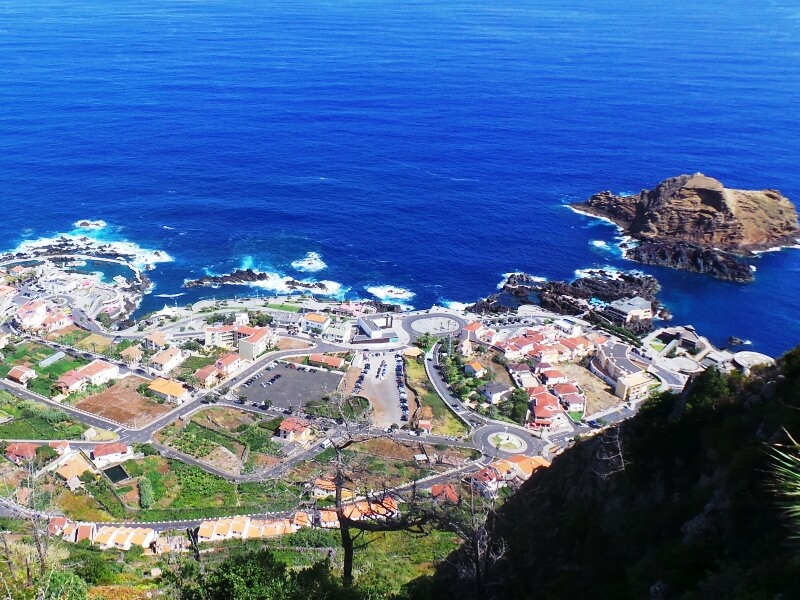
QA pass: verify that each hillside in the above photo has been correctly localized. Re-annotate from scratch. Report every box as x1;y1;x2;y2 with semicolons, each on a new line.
418;346;800;600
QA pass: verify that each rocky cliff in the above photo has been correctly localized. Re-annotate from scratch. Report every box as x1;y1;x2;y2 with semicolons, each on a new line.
418;347;800;600
573;174;799;280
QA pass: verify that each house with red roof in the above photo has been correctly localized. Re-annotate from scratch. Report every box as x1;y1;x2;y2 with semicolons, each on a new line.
430;483;460;505
5;442;38;464
56;370;87;394
528;389;564;430
469;465;503;497
540;369;568;385
215;352;243;375
308;353;347;371
90;442;133;468
6;366;36;386
277;417;311;442
195;364;222;387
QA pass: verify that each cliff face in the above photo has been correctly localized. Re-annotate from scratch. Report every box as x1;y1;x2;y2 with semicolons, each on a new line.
578;173;799;252
422;348;800;600
572;174;799;280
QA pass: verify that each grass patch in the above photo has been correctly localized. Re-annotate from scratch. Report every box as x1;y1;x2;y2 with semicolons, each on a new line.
404;358;467;436
265;303;301;313
305;395;369;420
55;329;91;346
76;333;113;351
0;392;89;439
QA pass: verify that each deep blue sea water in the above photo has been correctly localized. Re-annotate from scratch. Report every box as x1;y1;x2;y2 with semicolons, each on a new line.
1;0;799;356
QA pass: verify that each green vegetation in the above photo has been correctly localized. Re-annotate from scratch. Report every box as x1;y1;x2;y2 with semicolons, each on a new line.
305;395;369;420
421;348;800;599
0;393;87;439
265;303;301;313
236;420;282;455
138;477;154;508
170;428;219;458
54;328;91;346
404;357;467;436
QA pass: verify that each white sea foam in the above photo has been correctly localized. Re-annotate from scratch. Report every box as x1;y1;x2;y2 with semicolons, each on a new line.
73;219;107;230
245;272;348;298
442;300;471;311
291;251;327;273
10;232;173;269
156;293;185;298
162;225;175;230
573;265;644;281
591;240;609;249
366;285;416;301
497;272;547;289
752;243;800;255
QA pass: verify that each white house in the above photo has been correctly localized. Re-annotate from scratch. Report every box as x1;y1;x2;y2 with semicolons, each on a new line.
470;465;503;497
215;352;243;375
147;378;189;404
78;360;119;386
300;312;331;334
464;360;487;378
277;417;311;442
151;347;185;374
479;382;510;404
6;366;36;386
90;442;134;468
143;331;170;351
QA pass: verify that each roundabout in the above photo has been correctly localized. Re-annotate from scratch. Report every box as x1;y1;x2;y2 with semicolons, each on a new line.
487;431;527;453
409;316;460;335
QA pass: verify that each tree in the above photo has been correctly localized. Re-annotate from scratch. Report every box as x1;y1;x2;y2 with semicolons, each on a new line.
34;445;58;469
43;570;89;600
139;477;155;508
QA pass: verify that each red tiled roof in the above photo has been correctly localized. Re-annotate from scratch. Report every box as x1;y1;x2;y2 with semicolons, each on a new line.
431;484;459;504
279;417;309;434
92;442;129;459
6;442;38;460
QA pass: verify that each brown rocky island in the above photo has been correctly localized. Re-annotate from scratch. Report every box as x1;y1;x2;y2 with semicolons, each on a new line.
572;173;800;281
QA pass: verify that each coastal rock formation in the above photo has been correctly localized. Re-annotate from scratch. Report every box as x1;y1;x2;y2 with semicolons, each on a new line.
184;268;331;293
468;269;665;333
573;173;799;280
627;240;755;282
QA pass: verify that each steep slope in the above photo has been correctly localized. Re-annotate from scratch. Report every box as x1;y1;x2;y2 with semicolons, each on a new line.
572;174;799;281
421;347;800;600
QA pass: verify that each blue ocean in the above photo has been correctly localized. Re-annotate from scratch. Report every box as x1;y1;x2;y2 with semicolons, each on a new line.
1;0;799;356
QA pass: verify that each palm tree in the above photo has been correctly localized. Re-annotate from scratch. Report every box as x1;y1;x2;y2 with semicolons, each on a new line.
773;432;800;541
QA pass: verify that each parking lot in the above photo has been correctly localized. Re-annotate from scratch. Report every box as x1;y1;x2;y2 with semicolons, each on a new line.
353;352;408;429
235;362;343;410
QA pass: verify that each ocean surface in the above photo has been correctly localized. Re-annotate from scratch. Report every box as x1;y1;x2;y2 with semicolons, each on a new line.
1;0;799;356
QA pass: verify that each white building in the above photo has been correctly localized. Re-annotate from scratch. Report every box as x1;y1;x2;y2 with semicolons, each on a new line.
151;347;185;374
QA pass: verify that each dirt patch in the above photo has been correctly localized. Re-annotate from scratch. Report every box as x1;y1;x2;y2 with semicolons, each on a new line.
355;437;418;461
46;325;80;340
558;363;622;415
121;486;140;507
202;445;243;474
191;407;256;432
277;337;313;351
75;375;172;426
76;333;113;351
473;348;514;387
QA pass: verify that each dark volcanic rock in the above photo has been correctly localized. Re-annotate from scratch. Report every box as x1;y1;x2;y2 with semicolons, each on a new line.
467;269;663;331
571;173;800;281
184;268;330;292
628;240;754;282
